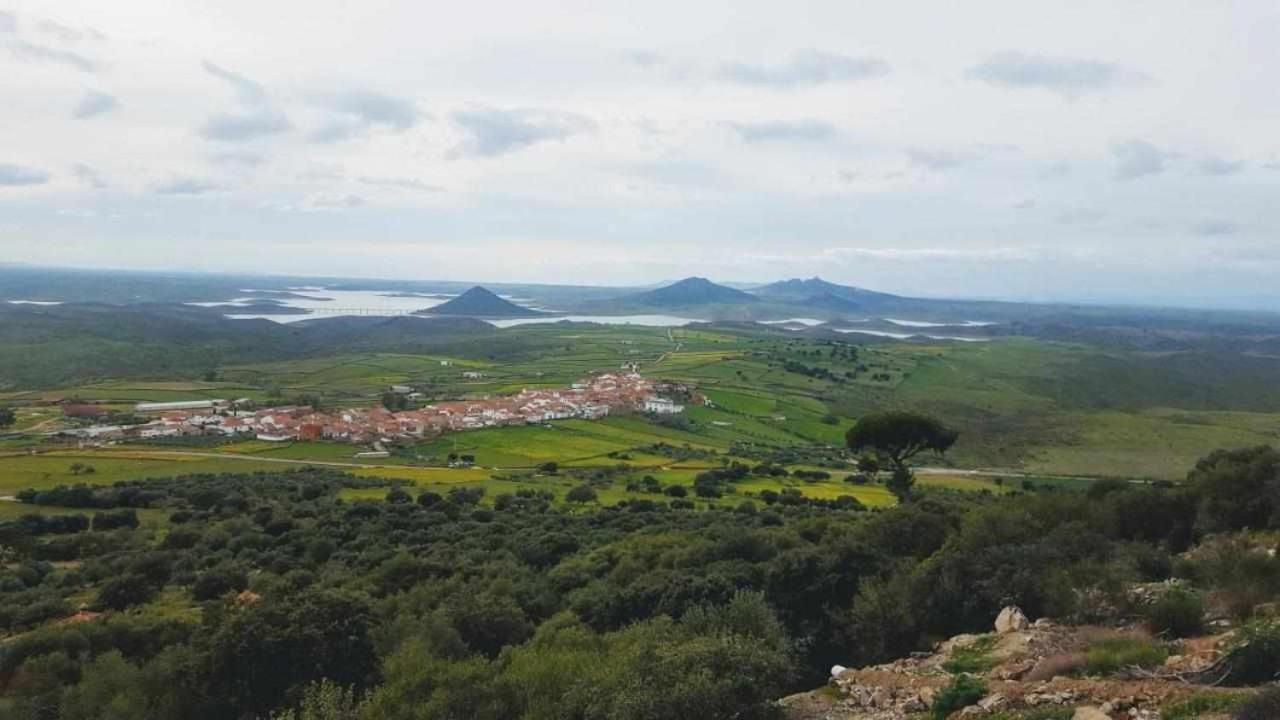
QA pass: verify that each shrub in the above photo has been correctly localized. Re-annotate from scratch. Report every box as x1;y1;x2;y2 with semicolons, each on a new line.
1025;652;1088;681
942;635;997;674
1223;620;1280;685
565;485;597;504
1235;686;1280;720
931;674;986;720
1084;633;1168;676
1161;691;1248;720
1146;588;1205;638
94;575;157;611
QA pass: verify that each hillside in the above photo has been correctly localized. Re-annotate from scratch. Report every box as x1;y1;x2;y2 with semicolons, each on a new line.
797;292;870;314
784;608;1253;720
421;286;545;317
621;277;760;307
752;277;899;304
0;304;496;387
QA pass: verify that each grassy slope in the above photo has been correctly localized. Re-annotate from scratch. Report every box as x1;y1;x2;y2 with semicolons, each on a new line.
5;328;1279;485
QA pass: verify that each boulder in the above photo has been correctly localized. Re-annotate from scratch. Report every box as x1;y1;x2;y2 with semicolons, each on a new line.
1072;707;1111;720
829;664;847;679
995;605;1030;634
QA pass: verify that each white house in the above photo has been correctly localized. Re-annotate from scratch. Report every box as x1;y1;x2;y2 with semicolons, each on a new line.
643;397;684;414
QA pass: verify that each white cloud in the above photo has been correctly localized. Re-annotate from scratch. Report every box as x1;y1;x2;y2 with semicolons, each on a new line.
450;107;594;157
1112;139;1169;180
0;163;50;186
969;51;1147;97
719;50;889;88
72;90;118;119
0;1;1277;308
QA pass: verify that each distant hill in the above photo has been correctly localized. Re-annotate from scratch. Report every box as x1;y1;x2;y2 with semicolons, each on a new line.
798;292;868;314
752;277;898;304
623;277;760;307
424;286;545;317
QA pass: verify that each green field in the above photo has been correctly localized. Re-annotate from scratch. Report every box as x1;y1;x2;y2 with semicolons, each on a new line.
4;326;1279;495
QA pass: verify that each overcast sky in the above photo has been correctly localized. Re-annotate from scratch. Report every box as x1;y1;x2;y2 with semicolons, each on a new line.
2;1;1279;309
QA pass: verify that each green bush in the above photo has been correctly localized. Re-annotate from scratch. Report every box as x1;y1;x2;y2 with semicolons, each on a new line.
932;674;986;720
1146;588;1205;638
1224;620;1280;686
1161;691;1247;720
1235;686;1280;720
1084;634;1168;676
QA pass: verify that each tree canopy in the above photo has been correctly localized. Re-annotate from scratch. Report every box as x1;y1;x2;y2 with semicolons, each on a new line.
846;412;958;500
845;412;958;471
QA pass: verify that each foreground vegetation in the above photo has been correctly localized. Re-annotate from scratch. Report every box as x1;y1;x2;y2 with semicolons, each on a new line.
2;445;1279;719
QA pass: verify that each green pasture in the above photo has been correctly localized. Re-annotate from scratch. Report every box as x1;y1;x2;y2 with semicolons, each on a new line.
0;451;287;495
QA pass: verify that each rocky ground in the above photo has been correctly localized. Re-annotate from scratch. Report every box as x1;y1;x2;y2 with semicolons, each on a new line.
781;607;1248;720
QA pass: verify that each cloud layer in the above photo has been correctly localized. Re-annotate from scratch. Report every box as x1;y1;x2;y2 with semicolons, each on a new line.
1;2;1277;310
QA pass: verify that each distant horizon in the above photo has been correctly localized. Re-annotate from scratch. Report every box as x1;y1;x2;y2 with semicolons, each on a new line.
2;260;1277;315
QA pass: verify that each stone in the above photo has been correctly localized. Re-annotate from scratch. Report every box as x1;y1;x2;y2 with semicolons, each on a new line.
995;605;1030;634
939;633;983;653
830;664;847;678
1072;707;1110;720
869;687;891;708
978;693;1007;711
918;687;937;706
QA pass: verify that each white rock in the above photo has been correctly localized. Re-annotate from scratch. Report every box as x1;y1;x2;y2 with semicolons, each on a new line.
995;605;1030;633
830;664;847;678
1072;707;1111;720
978;693;1007;711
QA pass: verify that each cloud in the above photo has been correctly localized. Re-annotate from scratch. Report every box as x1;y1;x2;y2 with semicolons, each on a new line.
210;151;266;167
969;51;1146;96
818;246;1035;262
1056;207;1106;225
200;61;289;141
1197;155;1244;176
71;163;107;188
303;193;364;211
153;177;223;195
7;38;95;71
268;193;364;212
1039;161;1072;179
309;90;420;143
1193;219;1238;236
720;50;889;88
1111;139;1169;180
72;89;118;119
201;108;291;141
450;107;594;157
0;11;15;33
36;19;84;44
906;148;971;171
357;176;443;192
0;163;51;186
624;49;663;68
202;61;266;103
727;120;836;143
